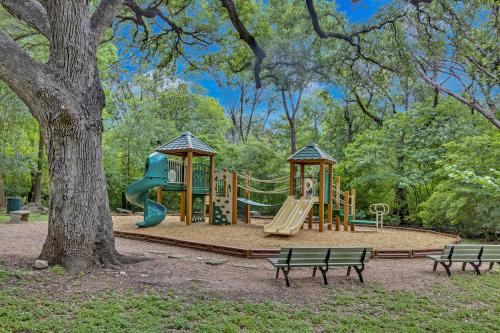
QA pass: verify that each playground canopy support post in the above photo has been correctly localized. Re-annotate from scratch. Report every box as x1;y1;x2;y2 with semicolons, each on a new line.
209;155;214;224
350;189;356;231
289;162;295;196
344;190;349;231
180;192;185;222
232;171;238;225
328;163;333;230
300;165;305;197
223;168;228;197
319;161;325;232
335;176;340;231
186;151;193;225
245;171;250;224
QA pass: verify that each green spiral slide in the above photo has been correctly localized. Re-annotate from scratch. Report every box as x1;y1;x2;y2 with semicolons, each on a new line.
125;152;168;227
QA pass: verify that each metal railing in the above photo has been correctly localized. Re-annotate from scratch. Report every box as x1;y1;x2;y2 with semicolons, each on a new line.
167;159;185;184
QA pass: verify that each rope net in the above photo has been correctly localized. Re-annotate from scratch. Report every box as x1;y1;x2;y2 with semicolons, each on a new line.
236;172;288;184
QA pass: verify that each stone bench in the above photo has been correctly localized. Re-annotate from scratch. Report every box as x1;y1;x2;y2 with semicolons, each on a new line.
9;210;30;223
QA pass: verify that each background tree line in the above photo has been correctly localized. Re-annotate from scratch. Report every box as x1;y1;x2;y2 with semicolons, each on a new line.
1;0;498;241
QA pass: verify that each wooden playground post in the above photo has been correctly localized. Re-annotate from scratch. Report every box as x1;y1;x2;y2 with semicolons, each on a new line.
350;189;356;231
156;187;163;204
327;163;333;230
245;171;250;224
186;151;193;225
318;161;325;232
335;176;341;231
223;168;228;197
289;162;295;196
202;195;206;220
300;164;305;230
308;208;313;229
180;192;185;222
180;155;186;222
343;190;349;231
208;155;214;224
231;171;238;225
300;165;305;197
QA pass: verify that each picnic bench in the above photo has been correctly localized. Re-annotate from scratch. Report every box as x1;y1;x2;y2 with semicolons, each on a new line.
268;247;372;287
428;244;500;276
9;210;30;223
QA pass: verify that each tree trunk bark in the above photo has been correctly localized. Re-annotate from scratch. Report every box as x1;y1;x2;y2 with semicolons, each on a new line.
29;127;44;205
290;121;297;154
39;115;119;273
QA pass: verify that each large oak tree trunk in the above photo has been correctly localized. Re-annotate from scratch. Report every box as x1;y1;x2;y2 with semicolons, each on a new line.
0;0;128;273
38;111;119;272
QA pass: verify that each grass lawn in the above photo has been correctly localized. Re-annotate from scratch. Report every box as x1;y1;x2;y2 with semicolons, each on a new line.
0;214;48;222
0;267;498;332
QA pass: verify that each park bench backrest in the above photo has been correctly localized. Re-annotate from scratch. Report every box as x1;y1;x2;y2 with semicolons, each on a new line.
328;247;373;265
276;247;372;266
276;248;329;266
440;244;500;261
481;245;500;261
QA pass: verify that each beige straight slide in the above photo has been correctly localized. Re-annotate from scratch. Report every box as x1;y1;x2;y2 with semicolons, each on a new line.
263;196;318;236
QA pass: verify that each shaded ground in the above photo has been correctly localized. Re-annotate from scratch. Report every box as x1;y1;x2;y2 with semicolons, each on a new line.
113;215;458;251
0;220;488;296
0;220;499;332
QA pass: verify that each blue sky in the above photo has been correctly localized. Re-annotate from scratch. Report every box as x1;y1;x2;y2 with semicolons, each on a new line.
193;1;391;105
117;1;392;110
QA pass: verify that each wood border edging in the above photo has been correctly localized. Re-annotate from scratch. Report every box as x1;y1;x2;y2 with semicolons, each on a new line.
114;228;460;259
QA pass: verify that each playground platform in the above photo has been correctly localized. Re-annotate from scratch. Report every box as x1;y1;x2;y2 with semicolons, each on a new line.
112;215;460;259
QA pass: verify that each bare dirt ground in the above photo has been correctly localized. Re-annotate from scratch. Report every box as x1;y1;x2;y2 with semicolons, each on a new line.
0;220;477;303
113;215;458;250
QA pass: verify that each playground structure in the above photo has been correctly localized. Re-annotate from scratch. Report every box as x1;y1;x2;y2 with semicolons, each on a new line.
125;132;215;227
125;134;387;234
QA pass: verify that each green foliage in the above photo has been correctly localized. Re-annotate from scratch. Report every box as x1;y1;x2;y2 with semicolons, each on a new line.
339;98;494;232
102;72;230;208
418;132;500;238
0;83;46;199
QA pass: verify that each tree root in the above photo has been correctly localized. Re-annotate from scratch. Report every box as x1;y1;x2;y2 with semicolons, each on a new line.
118;254;153;264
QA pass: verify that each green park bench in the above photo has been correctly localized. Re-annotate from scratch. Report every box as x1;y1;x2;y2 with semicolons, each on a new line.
428;244;500;276
268;247;372;287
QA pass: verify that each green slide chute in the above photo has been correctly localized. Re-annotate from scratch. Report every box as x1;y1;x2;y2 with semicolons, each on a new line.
125;152;168;227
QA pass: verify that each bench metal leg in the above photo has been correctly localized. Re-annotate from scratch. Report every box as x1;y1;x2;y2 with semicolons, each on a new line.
280;267;291;287
488;262;494;270
433;262;438;272
353;266;365;283
312;267;317;277
347;266;351;276
461;262;467;271
275;267;279;279
318;267;329;285
439;262;452;277
469;262;481;275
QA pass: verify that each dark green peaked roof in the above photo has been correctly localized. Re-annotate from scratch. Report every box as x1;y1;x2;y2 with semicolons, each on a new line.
155;132;216;156
288;143;336;163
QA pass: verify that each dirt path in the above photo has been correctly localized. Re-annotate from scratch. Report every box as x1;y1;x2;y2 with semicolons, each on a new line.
0;221;475;302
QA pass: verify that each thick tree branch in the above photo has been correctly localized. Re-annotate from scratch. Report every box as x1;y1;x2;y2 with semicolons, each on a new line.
0;29;50;117
0;0;50;38
305;0;403;46
353;92;383;127
220;0;265;89
91;0;124;39
420;74;500;129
